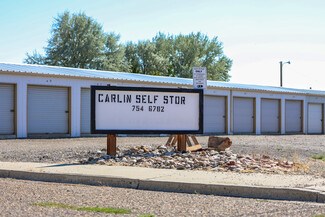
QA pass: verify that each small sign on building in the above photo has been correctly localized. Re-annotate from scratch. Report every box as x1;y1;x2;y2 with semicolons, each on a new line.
91;86;203;134
192;67;207;89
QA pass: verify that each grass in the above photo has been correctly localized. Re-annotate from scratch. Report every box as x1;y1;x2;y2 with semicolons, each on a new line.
313;215;325;217
312;154;325;161
256;199;268;202
30;203;131;214
139;215;155;217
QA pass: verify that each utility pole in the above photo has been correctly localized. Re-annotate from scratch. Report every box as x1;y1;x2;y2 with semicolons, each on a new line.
280;61;282;87
280;61;290;87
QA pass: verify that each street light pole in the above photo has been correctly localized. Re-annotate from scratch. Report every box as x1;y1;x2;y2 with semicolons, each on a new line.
279;61;290;87
280;61;282;87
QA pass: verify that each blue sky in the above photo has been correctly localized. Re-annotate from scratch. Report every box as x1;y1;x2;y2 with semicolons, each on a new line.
0;0;324;90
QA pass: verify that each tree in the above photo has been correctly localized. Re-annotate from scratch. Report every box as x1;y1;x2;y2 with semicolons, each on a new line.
125;41;169;75
25;11;128;72
124;42;141;74
153;32;233;81
25;50;46;65
124;32;232;81
25;11;232;81
102;33;130;72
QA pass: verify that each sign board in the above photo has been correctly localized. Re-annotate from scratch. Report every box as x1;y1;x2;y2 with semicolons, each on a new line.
91;86;203;134
192;67;207;89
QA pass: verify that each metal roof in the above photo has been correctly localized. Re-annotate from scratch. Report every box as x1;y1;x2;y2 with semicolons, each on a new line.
1;62;325;96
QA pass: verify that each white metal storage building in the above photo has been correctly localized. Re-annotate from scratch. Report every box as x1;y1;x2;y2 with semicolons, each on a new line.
0;62;325;138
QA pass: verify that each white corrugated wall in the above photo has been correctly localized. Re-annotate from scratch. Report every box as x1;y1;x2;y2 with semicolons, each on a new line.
81;88;91;134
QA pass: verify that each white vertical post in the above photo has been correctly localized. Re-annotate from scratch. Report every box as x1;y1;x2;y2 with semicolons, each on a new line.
70;84;81;137
281;98;286;134
228;90;233;135
303;99;307;134
323;103;325;135
16;81;27;138
255;97;261;135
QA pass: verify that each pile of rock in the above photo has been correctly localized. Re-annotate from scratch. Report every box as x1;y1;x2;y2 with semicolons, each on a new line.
79;145;301;174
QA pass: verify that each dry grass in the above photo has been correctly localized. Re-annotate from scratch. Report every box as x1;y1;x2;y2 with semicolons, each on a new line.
292;161;310;173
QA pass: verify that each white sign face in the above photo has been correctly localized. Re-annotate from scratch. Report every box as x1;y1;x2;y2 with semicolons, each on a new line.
192;67;207;89
91;87;203;134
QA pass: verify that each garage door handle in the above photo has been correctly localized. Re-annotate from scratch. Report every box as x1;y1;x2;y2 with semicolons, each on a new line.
10;109;14;112
223;115;226;118
252;116;254;118
65;111;69;113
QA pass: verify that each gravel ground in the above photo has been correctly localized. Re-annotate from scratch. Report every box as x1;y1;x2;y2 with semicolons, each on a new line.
0;135;324;175
0;178;324;217
0;135;325;216
0;135;324;161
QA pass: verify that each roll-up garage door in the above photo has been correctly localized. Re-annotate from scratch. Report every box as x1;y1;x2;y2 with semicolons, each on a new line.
261;99;280;133
0;84;15;135
233;97;254;133
308;103;323;134
285;100;302;133
81;88;91;134
27;86;69;134
204;96;226;134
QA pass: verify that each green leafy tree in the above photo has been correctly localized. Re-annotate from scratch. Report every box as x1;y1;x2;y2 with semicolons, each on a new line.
124;42;141;74
25;11;232;81
25;50;46;65
125;41;169;75
153;32;232;81
45;11;106;69
102;33;130;72
125;32;232;81
136;41;169;75
25;11;128;71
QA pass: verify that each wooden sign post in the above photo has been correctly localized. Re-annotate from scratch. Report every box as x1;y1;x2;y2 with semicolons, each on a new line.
177;134;187;152
107;134;117;155
166;134;202;152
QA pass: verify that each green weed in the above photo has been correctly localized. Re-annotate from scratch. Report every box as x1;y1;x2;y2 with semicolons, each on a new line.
256;199;268;202
30;203;131;214
312;155;325;161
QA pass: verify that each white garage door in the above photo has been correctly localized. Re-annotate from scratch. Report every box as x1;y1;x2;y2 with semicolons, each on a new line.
285;100;302;133
27;86;69;134
81;88;91;134
0;84;15;135
233;97;254;133
204;96;226;134
261;99;280;133
308;103;323;134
